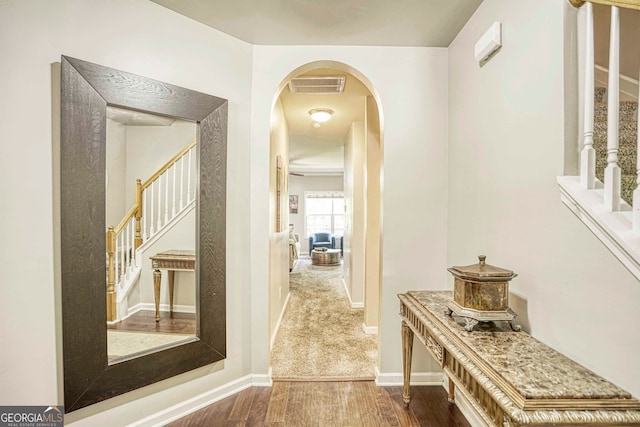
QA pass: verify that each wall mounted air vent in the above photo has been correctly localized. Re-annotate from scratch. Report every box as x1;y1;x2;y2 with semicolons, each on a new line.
288;76;346;94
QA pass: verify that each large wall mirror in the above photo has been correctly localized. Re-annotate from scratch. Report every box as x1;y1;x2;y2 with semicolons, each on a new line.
60;56;227;412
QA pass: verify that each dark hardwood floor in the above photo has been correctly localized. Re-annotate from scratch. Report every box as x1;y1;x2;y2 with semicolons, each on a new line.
107;310;196;334
167;381;471;427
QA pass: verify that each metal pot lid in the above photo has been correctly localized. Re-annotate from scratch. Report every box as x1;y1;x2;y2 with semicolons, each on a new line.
447;255;517;281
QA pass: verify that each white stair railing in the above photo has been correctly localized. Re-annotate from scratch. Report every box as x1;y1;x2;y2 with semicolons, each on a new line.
559;0;640;282
141;141;196;242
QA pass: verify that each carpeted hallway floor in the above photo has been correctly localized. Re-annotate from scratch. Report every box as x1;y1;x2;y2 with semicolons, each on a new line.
270;256;377;380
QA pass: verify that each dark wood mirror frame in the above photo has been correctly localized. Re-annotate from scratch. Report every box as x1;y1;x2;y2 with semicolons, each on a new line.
60;56;227;412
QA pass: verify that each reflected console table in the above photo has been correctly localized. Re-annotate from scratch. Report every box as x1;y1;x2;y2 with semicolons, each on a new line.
150;250;195;322
398;291;640;426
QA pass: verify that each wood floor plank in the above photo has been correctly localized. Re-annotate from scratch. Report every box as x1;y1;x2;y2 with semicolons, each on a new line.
371;381;401;426
167;382;471;427
167;392;237;427
107;310;196;334
387;386;421;427
265;381;289;422
245;386;272;426
283;382;305;425
228;387;257;421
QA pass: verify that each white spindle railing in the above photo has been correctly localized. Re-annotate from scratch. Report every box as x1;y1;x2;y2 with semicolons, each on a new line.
603;6;621;211
113;214;137;289
580;2;596;189
559;0;640;282
139;143;197;242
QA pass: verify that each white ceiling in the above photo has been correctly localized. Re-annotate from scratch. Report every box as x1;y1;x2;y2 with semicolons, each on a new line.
149;0;483;174
281;69;370;174
150;0;483;47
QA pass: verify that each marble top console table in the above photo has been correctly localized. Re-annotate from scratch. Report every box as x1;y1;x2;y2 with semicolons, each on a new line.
150;250;195;322
398;291;640;426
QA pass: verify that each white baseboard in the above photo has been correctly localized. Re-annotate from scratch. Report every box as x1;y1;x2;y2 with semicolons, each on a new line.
132;303;196;315
362;323;378;334
270;292;291;350
132;374;271;427
374;367;443;386
342;278;363;308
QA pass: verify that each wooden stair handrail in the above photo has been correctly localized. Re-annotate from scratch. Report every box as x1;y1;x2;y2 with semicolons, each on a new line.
142;138;196;190
569;0;640;10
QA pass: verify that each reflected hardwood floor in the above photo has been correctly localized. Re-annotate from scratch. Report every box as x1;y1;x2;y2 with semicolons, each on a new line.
107;310;196;334
167;381;471;427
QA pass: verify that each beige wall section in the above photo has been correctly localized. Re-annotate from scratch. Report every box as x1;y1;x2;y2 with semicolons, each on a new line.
106;120;127;226
343;120;367;305
364;96;381;329
0;0;253;424
448;0;640;397
593;4;640;79
269;98;291;341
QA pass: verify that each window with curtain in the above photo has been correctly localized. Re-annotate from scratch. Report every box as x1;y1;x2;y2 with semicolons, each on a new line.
305;191;344;237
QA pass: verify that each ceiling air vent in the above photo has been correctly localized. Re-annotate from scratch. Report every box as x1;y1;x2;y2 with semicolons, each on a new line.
288;76;345;94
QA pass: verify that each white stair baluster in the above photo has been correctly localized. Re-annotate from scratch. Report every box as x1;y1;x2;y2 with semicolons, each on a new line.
604;6;621;211
114;236;119;288
142;187;148;241
180;155;185;210
150;181;156;237
172;163;177;217
119;233;125;283
164;171;170;223
580;2;596;189
130;219;135;268
157;177;163;230
125;222;130;278
187;148;192;203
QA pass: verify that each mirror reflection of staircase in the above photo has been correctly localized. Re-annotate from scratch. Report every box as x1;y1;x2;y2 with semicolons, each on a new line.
106;138;198;322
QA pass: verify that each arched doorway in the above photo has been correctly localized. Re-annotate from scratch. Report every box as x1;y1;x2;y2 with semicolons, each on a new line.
267;61;384;379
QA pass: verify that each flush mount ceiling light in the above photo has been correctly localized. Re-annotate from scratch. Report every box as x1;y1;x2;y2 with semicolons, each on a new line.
309;108;333;123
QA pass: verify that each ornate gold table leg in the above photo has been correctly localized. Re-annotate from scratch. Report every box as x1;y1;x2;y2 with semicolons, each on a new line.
168;270;175;316
448;377;455;403
402;320;414;405
153;269;161;322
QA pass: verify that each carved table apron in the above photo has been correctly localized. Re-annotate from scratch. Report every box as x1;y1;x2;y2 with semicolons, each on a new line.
398;291;640;426
150;250;195;322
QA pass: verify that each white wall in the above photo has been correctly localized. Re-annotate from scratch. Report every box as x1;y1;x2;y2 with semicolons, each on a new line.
344;121;366;304
448;0;640;397
124;120;196;206
251;47;449;377
0;0;253;424
288;174;344;255
364;96;381;329
106;120;127;226
269;99;290;339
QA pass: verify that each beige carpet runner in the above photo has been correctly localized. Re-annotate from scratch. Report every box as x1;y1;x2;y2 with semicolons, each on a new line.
270;257;377;381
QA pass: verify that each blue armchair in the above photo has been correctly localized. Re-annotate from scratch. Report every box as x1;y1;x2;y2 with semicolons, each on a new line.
309;232;334;255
